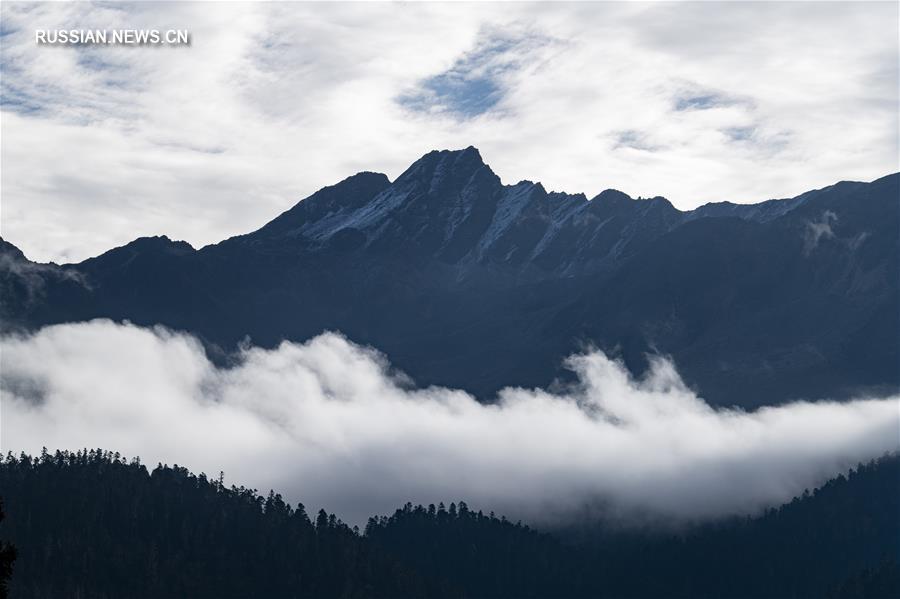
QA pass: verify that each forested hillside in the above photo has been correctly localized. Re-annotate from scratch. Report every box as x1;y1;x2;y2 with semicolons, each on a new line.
0;450;434;599
0;450;896;598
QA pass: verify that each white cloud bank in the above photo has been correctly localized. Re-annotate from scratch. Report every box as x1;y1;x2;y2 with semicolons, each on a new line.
1;320;897;527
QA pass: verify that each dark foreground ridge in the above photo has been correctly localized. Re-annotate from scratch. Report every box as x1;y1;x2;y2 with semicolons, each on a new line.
0;450;897;598
1;150;898;407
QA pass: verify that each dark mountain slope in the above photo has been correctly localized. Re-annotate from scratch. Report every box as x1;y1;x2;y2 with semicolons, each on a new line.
563;177;899;406
251;171;392;241
0;150;896;406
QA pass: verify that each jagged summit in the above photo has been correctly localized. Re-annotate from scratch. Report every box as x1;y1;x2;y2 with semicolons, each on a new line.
414;145;485;167
218;150;896;274
13;149;895;280
249;148;685;252
392;146;498;193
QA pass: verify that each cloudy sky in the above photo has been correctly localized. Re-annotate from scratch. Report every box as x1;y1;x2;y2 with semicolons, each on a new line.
1;1;897;263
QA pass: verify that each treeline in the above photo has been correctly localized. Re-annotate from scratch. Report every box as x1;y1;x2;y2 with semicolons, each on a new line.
365;455;900;599
366;502;582;597
0;450;436;599
0;449;897;598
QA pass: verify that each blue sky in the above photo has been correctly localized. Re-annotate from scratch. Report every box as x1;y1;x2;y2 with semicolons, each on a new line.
1;1;897;263
397;27;555;119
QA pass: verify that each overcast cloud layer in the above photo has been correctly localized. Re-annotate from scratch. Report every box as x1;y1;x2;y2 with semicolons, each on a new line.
1;2;897;263
2;321;897;527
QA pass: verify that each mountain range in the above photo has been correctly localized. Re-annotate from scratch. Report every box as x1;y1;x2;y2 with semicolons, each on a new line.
1;147;897;407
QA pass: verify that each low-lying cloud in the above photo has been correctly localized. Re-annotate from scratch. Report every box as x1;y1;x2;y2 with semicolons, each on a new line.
804;210;838;254
2;320;897;527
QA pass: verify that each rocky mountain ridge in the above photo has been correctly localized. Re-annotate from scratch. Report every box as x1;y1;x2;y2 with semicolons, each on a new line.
2;148;896;407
